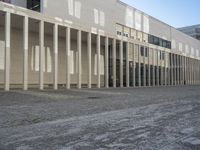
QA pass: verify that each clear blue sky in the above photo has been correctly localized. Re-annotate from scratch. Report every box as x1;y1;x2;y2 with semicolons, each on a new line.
121;0;200;28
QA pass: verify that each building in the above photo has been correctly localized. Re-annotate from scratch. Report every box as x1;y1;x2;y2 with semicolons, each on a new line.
0;0;200;91
178;25;200;41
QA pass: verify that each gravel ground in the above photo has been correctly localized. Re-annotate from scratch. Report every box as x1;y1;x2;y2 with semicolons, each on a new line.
0;86;200;150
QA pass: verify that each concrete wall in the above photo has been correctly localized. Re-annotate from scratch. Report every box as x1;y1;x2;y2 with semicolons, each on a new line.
42;0;117;36
0;25;105;86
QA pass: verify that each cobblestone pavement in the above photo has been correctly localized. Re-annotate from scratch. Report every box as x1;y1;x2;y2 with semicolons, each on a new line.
0;86;200;150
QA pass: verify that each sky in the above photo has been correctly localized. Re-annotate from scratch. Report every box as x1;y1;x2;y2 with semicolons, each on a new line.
121;0;200;28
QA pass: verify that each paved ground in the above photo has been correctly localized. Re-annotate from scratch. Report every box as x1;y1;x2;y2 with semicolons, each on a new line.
0;86;200;150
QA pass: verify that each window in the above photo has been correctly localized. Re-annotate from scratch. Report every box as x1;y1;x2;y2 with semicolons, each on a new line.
148;34;171;49
162;41;167;48
117;31;122;35
145;48;149;57
148;35;153;44
27;0;41;12
166;41;171;49
123;33;129;37
153;37;159;45
140;46;144;56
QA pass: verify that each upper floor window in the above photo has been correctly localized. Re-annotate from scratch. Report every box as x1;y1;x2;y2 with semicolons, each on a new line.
140;46;144;56
27;0;40;12
145;48;149;57
117;31;122;36
148;34;171;49
140;47;149;57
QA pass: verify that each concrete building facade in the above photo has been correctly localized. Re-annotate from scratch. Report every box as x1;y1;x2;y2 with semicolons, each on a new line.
0;0;200;91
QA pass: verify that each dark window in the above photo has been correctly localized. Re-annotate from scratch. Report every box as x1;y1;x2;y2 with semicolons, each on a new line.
166;41;171;49
148;35;154;44
153;37;159;46
140;47;144;56
117;31;122;35
145;48;148;57
162;40;167;48
123;33;129;37
159;38;163;47
148;34;171;49
27;0;41;12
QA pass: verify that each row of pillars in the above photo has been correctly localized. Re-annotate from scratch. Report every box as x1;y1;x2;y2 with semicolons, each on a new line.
3;12;200;91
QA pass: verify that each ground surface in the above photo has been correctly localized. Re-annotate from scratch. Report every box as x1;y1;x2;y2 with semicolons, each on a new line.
0;86;200;150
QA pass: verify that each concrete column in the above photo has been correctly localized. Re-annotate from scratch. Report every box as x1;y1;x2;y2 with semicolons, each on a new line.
199;60;200;84
182;56;185;85
198;60;199;84
191;59;193;85
194;60;195;84
157;50;159;86
5;12;11;91
138;46;141;87
184;56;186;85
197;60;199;85
187;58;189;84
191;59;194;85
198;60;200;84
66;27;70;89
174;54;177;86
97;34;101;88
164;52;167;86
133;44;136;87
195;60;196;84
160;52;163;86
170;54;173;86
152;49;155;86
39;20;44;90
193;59;195;85
126;42;129;87
148;48;151;86
190;58;192;85
105;37;109;88
53;24;58;90
168;53;170;85
77;30;82;89
182;56;184;85
184;56;187;85
112;39;116;88
196;60;197;84
195;60;197;84
23;16;28;90
120;40;123;88
180;56;183;85
192;59;194;85
87;32;92;88
189;58;191;84
176;55;178;85
143;47;146;86
177;55;180;85
187;57;190;85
